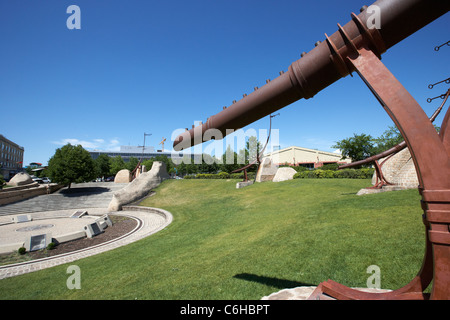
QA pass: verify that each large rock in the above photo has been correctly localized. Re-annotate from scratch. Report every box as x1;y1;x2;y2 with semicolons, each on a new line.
273;167;297;182
108;161;170;211
114;169;131;183
7;172;35;186
255;158;278;182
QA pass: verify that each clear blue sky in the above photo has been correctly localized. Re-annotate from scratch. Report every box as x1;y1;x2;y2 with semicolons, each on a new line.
1;0;448;165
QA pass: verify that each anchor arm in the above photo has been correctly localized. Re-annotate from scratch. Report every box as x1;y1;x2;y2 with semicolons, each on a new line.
173;0;449;151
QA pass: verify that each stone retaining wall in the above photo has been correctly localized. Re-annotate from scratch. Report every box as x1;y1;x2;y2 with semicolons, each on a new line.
0;184;64;206
372;147;419;189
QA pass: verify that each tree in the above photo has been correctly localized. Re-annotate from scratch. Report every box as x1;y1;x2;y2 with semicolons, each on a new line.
372;125;403;155
246;136;263;172
125;156;140;172
200;154;220;173
372;124;440;155
141;159;154;171
221;145;240;173
176;161;187;176
110;156;126;176
94;154;111;179
47;144;96;188
332;133;376;166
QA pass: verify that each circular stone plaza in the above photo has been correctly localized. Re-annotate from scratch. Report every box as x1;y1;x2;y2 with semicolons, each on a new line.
0;182;173;280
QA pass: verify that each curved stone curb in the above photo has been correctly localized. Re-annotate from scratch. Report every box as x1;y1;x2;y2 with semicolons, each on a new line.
0;207;173;280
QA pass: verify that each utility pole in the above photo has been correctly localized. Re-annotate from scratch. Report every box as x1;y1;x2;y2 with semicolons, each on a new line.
138;133;152;162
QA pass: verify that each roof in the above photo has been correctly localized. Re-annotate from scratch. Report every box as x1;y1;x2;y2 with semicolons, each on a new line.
265;146;343;157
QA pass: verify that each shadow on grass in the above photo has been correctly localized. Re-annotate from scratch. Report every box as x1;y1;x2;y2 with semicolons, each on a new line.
233;273;315;289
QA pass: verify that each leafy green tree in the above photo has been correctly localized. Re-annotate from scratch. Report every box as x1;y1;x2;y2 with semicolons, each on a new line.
176;161;187;176
245;136;263;172
187;161;198;174
110;156;126;176
47;144;96;188
94;154;111;179
372;124;440;155
372;125;403;154
25;166;33;175
246;136;263;163
141;159;154;171
221;145;240;173
199;154;220;173
126;156;140;173
332;133;376;166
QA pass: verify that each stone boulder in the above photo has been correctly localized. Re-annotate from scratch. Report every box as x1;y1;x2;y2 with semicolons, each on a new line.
255;158;278;182
273;167;297;182
7;172;35;186
108;161;170;211
114;169;131;183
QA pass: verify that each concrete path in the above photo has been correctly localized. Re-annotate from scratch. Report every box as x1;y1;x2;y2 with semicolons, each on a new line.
0;182;127;216
0;182;173;280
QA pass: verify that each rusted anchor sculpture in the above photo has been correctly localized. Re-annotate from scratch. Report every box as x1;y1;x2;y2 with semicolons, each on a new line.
174;0;450;299
339;89;450;190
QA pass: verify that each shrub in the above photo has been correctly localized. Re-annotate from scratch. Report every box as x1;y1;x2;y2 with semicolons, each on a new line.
217;172;230;179
293;168;374;179
321;163;340;171
230;173;244;179
47;242;56;250
18;247;26;255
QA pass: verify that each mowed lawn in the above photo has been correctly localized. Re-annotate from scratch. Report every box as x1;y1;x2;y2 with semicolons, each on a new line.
0;179;426;299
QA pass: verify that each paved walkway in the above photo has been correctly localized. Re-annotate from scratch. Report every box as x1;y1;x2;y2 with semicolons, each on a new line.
0;182;127;216
0;183;173;280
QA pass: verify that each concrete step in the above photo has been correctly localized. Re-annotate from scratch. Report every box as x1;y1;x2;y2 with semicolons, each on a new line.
0;182;128;215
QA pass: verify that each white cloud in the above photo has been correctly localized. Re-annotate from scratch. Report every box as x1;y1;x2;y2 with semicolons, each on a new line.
52;138;121;151
107;139;121;151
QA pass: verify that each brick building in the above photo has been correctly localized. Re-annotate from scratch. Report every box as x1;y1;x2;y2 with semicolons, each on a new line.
0;134;24;180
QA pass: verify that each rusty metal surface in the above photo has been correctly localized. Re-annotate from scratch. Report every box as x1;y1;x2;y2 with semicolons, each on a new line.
173;0;449;151
339;90;450;189
173;0;450;300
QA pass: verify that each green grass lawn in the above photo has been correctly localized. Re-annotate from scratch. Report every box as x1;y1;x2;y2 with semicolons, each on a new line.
0;179;426;299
